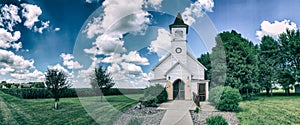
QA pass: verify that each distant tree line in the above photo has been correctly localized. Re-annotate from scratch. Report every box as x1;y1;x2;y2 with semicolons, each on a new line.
0;81;45;88
198;29;300;96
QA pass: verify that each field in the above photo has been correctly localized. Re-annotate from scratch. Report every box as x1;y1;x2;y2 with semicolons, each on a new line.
237;96;300;124
0;91;142;125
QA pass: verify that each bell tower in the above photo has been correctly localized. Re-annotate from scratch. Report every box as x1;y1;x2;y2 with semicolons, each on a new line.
169;13;189;64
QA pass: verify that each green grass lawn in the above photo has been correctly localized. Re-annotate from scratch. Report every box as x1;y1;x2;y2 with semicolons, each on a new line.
237;96;300;125
0;91;142;125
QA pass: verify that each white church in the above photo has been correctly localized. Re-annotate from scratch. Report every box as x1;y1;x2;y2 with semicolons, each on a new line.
149;13;209;101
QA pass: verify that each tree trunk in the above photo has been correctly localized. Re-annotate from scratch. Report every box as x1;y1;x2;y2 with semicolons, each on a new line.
266;87;270;96
270;87;273;96
285;88;290;96
54;101;58;110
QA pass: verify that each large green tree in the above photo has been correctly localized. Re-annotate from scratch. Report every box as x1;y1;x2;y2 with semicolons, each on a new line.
45;69;71;109
90;65;115;102
258;36;280;96
198;52;211;80
211;30;260;96
278;29;300;94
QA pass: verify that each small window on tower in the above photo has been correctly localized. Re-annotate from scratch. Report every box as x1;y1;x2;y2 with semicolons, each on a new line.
175;30;183;38
168;76;171;80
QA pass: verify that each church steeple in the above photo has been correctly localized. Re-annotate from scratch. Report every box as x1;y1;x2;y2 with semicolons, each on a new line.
169;13;189;33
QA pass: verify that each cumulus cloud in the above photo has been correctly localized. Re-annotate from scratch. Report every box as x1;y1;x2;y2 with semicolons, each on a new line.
10;70;45;82
0;49;34;74
0;28;22;51
60;53;83;69
148;28;172;57
48;64;71;75
182;0;214;25
120;62;143;74
21;3;42;29
102;53;123;64
0;4;22;31
107;63;121;73
122;51;149;65
145;0;163;10
84;33;126;56
34;21;50;34
256;20;298;40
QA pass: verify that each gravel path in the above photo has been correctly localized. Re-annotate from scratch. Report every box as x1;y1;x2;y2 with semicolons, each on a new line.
190;102;240;125
114;104;166;125
190;111;240;125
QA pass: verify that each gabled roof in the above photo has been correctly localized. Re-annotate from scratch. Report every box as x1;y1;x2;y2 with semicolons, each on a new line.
164;61;193;76
151;53;171;71
187;52;207;70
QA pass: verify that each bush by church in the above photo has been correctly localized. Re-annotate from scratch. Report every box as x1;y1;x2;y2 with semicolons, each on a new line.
142;84;168;107
206;115;228;125
209;86;242;111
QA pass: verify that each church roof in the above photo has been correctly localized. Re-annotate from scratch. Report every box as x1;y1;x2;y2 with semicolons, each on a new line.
164;61;193;76
169;13;189;33
151;52;207;71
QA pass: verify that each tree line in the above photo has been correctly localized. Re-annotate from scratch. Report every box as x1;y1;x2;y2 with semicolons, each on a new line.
198;29;300;96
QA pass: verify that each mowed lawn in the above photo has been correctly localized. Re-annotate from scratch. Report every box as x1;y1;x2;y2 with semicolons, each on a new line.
237;96;300;124
0;91;142;125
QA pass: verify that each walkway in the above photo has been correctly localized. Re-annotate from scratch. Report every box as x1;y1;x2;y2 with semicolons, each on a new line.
158;100;196;125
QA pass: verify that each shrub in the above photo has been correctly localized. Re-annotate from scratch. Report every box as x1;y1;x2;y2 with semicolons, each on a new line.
141;96;158;107
206;115;228;125
194;107;200;113
216;86;242;111
209;86;224;104
142;84;168;107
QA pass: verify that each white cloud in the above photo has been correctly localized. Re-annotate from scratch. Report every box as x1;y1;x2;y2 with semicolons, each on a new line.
60;53;83;69
0;28;22;51
0;4;22;31
107;63;121;73
256;20;298;40
85;0;101;3
0;67;15;75
102;53;123;64
54;27;60;32
148;28;172;57
182;0;214;25
10;69;45;83
48;64;71;76
34;21;50;34
21;3;42;29
122;51;149;65
120;62;143;74
83;0;151;39
0;49;35;74
145;0;163;10
84;33;126;56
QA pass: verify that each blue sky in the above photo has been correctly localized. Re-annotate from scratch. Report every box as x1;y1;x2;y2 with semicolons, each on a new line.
1;0;300;87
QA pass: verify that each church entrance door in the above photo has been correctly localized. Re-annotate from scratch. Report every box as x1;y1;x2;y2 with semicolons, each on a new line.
173;79;185;100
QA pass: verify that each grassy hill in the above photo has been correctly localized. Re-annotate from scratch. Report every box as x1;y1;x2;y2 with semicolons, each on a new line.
0;91;142;125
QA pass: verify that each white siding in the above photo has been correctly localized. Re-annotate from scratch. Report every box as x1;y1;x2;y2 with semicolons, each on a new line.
153;56;172;79
187;55;205;80
167;64;191;84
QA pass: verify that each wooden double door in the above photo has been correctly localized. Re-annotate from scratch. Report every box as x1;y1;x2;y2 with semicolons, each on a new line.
173;80;185;100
